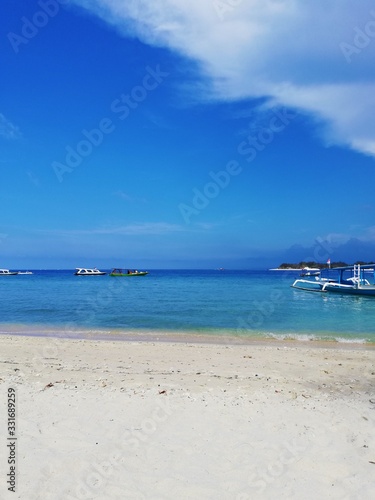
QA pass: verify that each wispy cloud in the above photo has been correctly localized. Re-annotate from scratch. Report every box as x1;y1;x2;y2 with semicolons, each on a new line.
39;222;190;237
114;190;147;204
0;113;21;140
71;0;375;157
320;226;375;245
320;232;352;245
27;170;41;187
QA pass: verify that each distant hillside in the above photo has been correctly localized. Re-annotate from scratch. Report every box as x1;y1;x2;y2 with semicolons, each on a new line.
277;261;374;269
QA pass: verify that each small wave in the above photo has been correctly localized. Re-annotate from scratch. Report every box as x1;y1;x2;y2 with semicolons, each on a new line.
265;332;371;344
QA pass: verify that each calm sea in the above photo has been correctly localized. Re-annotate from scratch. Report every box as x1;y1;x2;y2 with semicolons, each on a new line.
0;269;374;343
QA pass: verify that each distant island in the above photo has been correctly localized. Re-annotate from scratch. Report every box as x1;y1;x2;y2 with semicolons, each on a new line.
272;261;375;270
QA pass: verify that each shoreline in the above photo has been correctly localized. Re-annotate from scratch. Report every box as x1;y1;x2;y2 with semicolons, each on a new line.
1;334;375;498
1;331;375;351
1;322;375;349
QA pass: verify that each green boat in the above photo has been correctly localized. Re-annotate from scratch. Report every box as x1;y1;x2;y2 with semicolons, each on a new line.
109;268;149;277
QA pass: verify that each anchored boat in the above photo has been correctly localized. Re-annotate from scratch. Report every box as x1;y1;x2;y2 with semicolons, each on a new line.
300;266;320;277
74;268;106;276
109;268;148;277
0;269;18;276
291;264;375;296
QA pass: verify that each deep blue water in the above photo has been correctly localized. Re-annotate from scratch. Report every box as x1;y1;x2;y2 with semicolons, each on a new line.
0;269;375;342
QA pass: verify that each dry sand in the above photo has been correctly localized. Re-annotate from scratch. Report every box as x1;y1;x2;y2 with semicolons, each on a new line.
1;334;375;499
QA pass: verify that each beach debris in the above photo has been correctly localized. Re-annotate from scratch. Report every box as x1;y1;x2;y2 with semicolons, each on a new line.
158;390;167;395
369;399;375;404
369;461;375;465
41;380;65;391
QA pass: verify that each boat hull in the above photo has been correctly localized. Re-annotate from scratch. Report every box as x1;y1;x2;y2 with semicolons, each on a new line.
292;279;375;296
323;285;375;296
74;272;106;276
109;272;148;277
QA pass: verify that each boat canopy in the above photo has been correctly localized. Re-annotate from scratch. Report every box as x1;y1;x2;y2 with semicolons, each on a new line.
323;264;374;271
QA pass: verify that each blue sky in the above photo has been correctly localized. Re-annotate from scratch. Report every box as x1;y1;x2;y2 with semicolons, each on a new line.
1;0;375;269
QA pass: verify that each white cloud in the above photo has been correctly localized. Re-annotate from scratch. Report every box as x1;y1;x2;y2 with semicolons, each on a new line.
38;220;219;239
0;114;21;140
268;82;375;155
71;0;375;156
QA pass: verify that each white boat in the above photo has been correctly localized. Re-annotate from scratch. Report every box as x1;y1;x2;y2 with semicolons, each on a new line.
300;266;320;277
74;268;106;276
0;269;18;275
291;264;375;296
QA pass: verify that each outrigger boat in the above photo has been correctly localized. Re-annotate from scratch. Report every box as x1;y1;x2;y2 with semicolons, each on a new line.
109;268;148;277
291;264;375;296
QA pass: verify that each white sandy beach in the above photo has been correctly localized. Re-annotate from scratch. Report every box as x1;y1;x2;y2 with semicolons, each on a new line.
1;334;375;499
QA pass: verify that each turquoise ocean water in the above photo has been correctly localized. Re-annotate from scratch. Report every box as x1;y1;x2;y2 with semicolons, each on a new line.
0;269;374;343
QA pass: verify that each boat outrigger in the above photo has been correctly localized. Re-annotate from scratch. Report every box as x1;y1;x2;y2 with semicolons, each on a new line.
291;264;375;296
109;268;148;277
